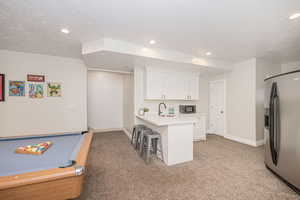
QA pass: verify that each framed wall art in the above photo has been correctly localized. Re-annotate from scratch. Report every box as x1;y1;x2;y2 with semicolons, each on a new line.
29;83;44;99
47;82;62;97
9;81;25;96
0;74;4;101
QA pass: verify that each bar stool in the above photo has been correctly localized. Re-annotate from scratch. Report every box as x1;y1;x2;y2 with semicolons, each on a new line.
140;131;164;164
139;128;152;155
131;125;151;150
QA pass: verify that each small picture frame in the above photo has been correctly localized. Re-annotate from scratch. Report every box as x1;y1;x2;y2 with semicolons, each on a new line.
0;74;4;101
9;81;25;96
47;82;62;97
27;74;45;82
29;83;44;99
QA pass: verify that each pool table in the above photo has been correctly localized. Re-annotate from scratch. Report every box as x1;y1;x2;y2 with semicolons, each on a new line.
0;131;93;200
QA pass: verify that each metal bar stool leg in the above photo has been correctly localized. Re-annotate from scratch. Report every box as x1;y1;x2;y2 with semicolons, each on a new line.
159;136;164;162
131;127;136;145
140;135;146;158
152;138;158;154
146;136;152;164
139;129;147;155
135;130;141;150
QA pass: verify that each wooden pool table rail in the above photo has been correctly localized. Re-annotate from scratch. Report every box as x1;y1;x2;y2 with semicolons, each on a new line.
0;131;88;139
0;131;93;200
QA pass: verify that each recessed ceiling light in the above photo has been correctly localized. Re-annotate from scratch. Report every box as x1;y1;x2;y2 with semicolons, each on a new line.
61;28;70;34
149;40;156;44
289;13;300;20
205;52;212;56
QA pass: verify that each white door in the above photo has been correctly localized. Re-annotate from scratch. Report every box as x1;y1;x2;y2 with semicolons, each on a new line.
209;80;225;136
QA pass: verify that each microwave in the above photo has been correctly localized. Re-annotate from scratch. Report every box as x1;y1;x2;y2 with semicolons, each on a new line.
179;105;196;114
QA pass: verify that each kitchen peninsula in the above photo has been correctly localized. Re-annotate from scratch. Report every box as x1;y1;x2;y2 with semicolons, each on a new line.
136;115;197;166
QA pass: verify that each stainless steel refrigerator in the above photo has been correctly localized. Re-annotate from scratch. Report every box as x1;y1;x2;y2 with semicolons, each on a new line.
265;70;300;193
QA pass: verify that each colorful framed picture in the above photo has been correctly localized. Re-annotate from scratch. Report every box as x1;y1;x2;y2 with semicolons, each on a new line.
9;81;25;96
27;74;45;82
0;74;4;101
29;83;44;99
47;82;62;97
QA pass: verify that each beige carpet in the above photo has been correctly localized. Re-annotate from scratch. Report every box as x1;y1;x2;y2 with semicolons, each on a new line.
77;131;300;200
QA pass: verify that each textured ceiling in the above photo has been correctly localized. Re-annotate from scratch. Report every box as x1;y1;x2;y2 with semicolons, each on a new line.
0;0;300;63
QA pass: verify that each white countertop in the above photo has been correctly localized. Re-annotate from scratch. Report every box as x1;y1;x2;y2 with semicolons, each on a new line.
136;115;198;126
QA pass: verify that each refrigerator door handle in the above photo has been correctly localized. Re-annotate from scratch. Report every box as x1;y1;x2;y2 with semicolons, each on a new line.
274;95;280;160
273;96;278;153
269;82;279;166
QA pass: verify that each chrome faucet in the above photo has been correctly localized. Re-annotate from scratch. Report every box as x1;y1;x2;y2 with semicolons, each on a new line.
158;102;167;116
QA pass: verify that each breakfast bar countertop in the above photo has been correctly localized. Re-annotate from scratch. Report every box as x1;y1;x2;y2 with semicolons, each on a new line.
136;115;198;126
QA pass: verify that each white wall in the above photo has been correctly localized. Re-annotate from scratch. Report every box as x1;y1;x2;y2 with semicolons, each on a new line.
225;59;257;144
209;58;282;146
196;76;209;114
134;67;144;117
87;71;125;130
123;74;135;133
281;60;300;73
0;50;87;137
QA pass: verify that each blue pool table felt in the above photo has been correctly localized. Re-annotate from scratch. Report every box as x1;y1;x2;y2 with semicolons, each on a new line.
0;133;85;177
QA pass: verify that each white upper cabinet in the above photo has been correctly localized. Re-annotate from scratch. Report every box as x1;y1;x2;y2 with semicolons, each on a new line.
185;73;199;100
145;67;199;100
145;67;167;100
165;72;186;100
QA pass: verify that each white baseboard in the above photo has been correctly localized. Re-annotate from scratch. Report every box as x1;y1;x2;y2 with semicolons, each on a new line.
122;128;132;138
90;127;133;139
194;135;207;141
224;134;264;147
255;139;265;146
90;128;123;133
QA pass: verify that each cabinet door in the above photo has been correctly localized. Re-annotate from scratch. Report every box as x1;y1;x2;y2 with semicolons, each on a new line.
145;69;166;100
186;74;199;100
165;73;186;100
